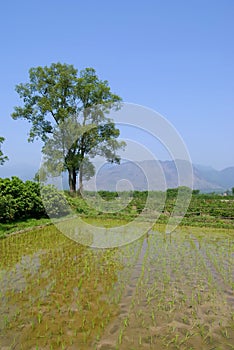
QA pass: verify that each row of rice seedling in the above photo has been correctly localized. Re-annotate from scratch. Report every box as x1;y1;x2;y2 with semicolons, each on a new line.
0;227;122;349
198;232;233;289
0;224;233;349
99;228;233;349
0;225;148;349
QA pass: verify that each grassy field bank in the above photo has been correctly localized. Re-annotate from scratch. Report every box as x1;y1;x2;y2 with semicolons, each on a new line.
1;189;233;238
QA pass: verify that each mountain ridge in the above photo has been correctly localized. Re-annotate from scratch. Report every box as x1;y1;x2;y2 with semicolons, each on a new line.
85;159;234;192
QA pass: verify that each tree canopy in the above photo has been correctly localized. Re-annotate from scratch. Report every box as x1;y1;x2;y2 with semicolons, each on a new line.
0;137;8;165
12;63;125;192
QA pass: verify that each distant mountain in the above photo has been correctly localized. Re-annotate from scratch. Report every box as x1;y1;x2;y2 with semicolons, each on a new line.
85;160;234;192
1;159;233;193
195;164;234;189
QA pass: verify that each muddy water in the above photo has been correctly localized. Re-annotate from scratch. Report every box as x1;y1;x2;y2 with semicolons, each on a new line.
96;228;234;350
0;225;233;349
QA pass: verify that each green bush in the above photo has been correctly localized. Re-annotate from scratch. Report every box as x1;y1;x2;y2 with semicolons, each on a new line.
40;185;70;218
0;177;70;223
0;177;46;222
0;194;16;222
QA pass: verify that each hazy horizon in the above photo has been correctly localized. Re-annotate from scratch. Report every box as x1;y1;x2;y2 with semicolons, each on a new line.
0;155;233;183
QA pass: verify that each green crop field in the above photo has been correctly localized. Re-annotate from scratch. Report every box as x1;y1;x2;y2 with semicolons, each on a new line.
0;223;233;349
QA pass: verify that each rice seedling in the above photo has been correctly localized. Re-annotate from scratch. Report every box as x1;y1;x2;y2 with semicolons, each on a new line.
0;223;233;349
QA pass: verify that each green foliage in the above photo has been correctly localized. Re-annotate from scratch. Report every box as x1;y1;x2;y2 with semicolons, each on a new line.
166;188;179;198
33;167;48;183
1;178;233;229
40;185;70;217
12;62;124;192
0;218;51;238
0;137;8;165
192;189;200;195
97;191;119;201
0;195;16;222
0;177;46;222
65;189;234;229
166;186;192;198
12;63;79;142
66;194;95;215
0;177;70;223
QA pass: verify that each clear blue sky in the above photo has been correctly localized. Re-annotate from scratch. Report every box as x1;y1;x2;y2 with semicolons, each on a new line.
0;0;233;179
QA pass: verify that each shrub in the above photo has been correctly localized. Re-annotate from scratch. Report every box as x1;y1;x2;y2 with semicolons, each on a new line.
0;177;47;222
0;177;72;222
40;185;70;218
0;194;16;222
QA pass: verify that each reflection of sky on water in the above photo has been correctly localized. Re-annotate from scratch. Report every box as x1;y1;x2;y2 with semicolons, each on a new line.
56;218;155;248
0;251;43;294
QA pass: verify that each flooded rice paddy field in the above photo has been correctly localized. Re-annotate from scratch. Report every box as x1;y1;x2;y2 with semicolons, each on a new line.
0;224;233;349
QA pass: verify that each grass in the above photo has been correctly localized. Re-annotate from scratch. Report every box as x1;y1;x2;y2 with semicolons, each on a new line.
0;217;52;238
1;190;233;238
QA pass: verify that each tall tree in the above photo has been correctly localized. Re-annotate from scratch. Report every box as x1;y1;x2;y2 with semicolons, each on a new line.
0;136;8;165
42;113;124;192
12;63;124;192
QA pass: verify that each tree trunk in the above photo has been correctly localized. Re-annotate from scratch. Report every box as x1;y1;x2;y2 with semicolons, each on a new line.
78;163;83;195
68;168;77;192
